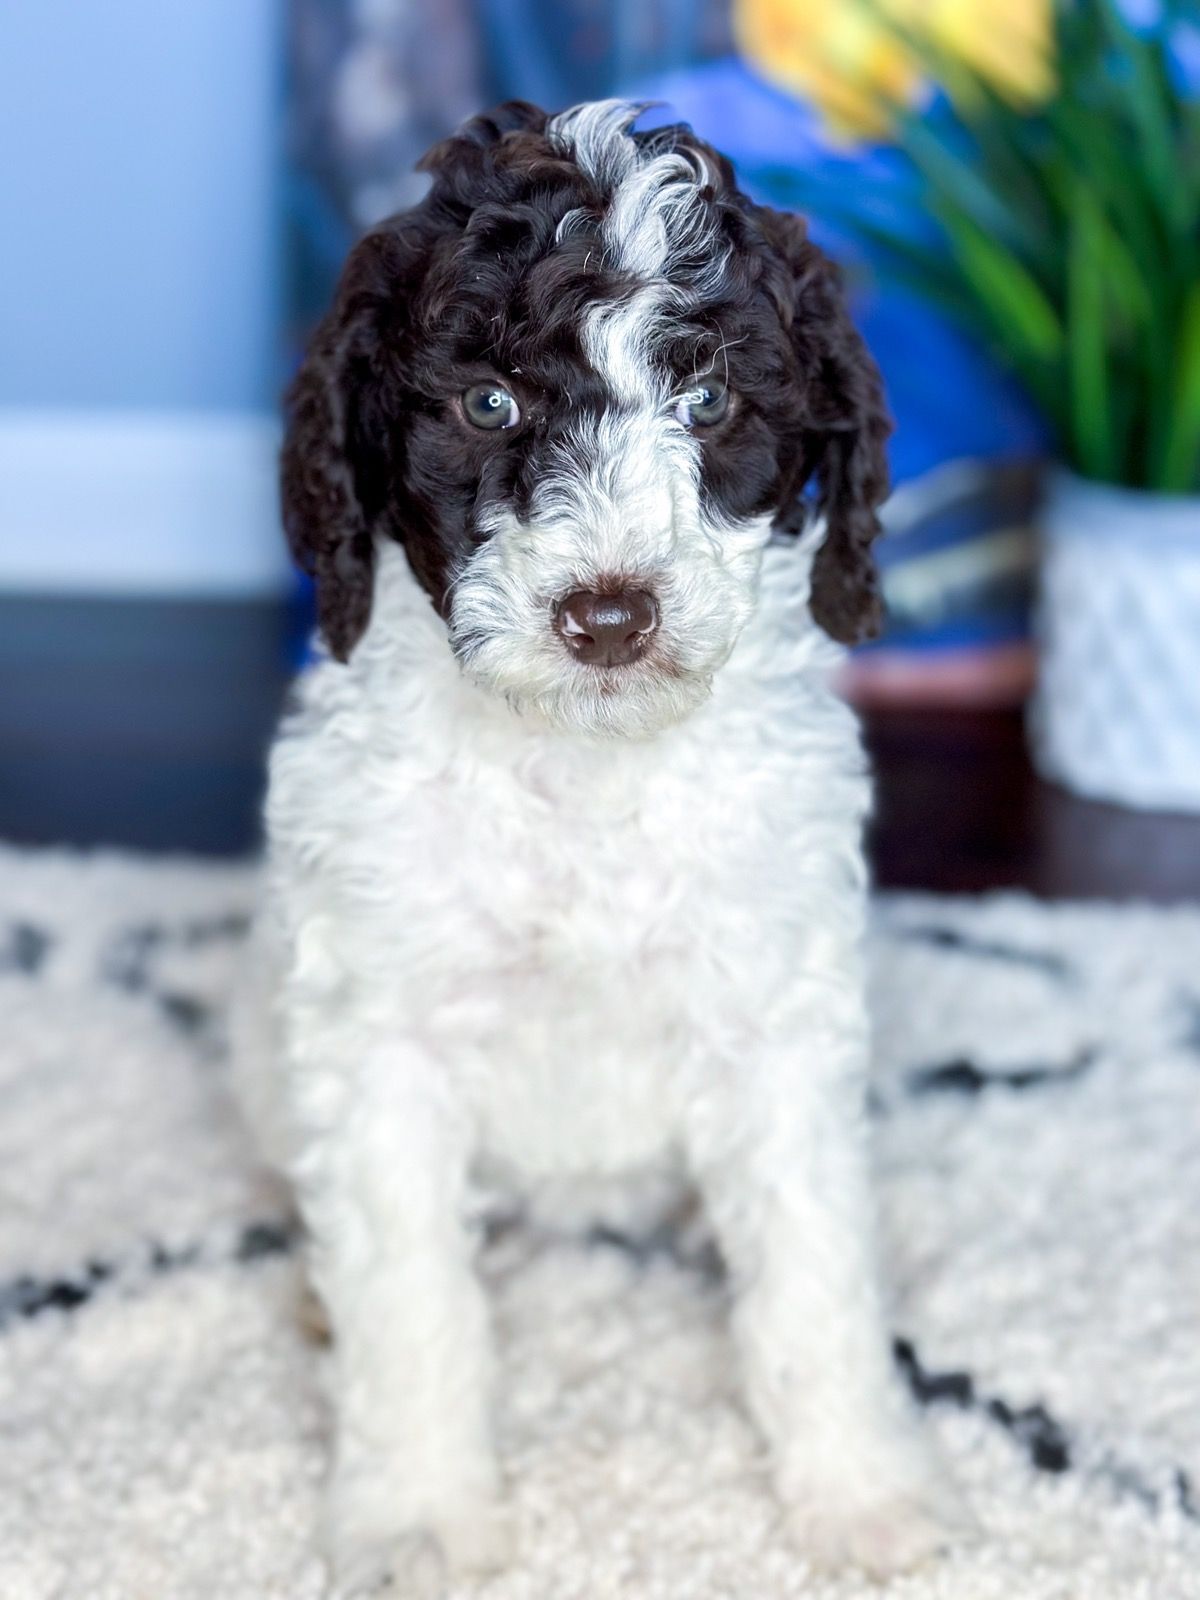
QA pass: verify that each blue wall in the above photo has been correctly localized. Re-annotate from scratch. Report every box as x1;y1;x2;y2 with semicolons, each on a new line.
0;0;283;412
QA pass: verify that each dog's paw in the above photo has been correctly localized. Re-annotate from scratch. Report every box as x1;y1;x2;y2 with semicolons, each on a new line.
787;1487;971;1580
782;1447;975;1579
326;1489;516;1597
331;1529;445;1599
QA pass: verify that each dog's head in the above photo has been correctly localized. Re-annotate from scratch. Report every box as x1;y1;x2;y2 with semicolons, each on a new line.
283;99;890;737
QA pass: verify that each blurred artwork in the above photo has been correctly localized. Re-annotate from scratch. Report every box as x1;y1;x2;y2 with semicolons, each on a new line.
476;0;732;110
845;460;1040;707
286;0;484;338
286;0;731;333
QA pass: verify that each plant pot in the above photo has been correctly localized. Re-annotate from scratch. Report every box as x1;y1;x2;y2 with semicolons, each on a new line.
1029;469;1200;812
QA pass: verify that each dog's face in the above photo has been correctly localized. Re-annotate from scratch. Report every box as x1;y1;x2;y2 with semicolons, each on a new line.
283;100;890;737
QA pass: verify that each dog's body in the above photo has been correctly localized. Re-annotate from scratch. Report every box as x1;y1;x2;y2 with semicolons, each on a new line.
234;100;966;1593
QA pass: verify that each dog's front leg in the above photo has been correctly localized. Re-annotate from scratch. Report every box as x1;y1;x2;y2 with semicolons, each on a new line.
295;1037;511;1596
686;993;971;1577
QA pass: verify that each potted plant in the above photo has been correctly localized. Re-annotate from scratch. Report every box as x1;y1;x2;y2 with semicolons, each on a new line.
737;0;1200;810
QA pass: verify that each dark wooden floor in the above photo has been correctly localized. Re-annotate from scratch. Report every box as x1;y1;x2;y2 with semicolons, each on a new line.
2;596;1197;900
865;707;1200;902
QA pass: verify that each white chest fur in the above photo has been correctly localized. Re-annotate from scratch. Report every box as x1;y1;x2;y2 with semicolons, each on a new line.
261;542;869;1182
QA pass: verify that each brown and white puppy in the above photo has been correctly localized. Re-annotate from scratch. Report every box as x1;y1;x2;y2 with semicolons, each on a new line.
233;99;969;1596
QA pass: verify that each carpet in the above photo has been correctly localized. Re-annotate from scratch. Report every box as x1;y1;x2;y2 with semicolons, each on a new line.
1;846;1198;1599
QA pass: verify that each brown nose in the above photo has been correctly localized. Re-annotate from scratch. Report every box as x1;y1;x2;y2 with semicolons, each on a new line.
554;589;659;667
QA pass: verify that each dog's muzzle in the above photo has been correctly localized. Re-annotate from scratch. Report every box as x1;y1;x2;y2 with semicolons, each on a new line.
553;589;659;669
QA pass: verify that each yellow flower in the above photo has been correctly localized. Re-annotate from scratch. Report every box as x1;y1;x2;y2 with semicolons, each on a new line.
924;0;1055;107
734;0;919;140
733;0;1054;143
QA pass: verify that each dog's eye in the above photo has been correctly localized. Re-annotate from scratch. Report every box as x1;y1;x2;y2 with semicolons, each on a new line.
462;383;521;431
673;379;730;428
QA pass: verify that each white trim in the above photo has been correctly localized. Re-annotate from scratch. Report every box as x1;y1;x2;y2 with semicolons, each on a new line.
0;409;291;596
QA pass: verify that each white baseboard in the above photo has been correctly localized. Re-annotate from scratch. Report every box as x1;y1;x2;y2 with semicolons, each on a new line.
0;409;291;596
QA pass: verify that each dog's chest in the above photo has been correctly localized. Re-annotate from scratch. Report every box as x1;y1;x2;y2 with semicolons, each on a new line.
283;649;864;1177
428;750;723;1172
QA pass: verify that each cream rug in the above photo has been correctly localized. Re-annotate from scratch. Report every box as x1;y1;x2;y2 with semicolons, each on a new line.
1;846;1198;1600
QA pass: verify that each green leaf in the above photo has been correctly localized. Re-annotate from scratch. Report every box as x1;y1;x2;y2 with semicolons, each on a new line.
1096;0;1187;238
1067;185;1114;480
893;108;1054;272
1087;192;1155;337
937;210;1063;364
1158;283;1200;492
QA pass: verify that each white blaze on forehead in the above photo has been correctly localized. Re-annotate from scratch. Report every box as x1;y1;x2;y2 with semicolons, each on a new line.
547;99;723;285
546;100;641;192
583;288;668;408
546;99;726;410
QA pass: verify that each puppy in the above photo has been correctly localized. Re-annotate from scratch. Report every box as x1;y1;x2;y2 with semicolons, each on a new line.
233;99;967;1593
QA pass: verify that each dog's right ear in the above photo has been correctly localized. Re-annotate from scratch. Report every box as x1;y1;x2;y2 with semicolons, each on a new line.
280;229;406;663
753;207;892;646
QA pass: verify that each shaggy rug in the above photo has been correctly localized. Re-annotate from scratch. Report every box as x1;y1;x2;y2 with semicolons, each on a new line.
1;846;1198;1600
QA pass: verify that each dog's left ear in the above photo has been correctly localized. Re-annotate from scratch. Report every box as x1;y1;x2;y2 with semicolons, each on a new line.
756;207;892;644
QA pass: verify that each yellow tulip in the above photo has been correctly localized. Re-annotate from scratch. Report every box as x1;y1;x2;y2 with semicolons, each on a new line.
733;0;1055;143
733;0;920;140
925;0;1056;106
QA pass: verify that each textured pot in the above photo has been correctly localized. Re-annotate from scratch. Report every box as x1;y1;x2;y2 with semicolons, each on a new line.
1030;470;1200;812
